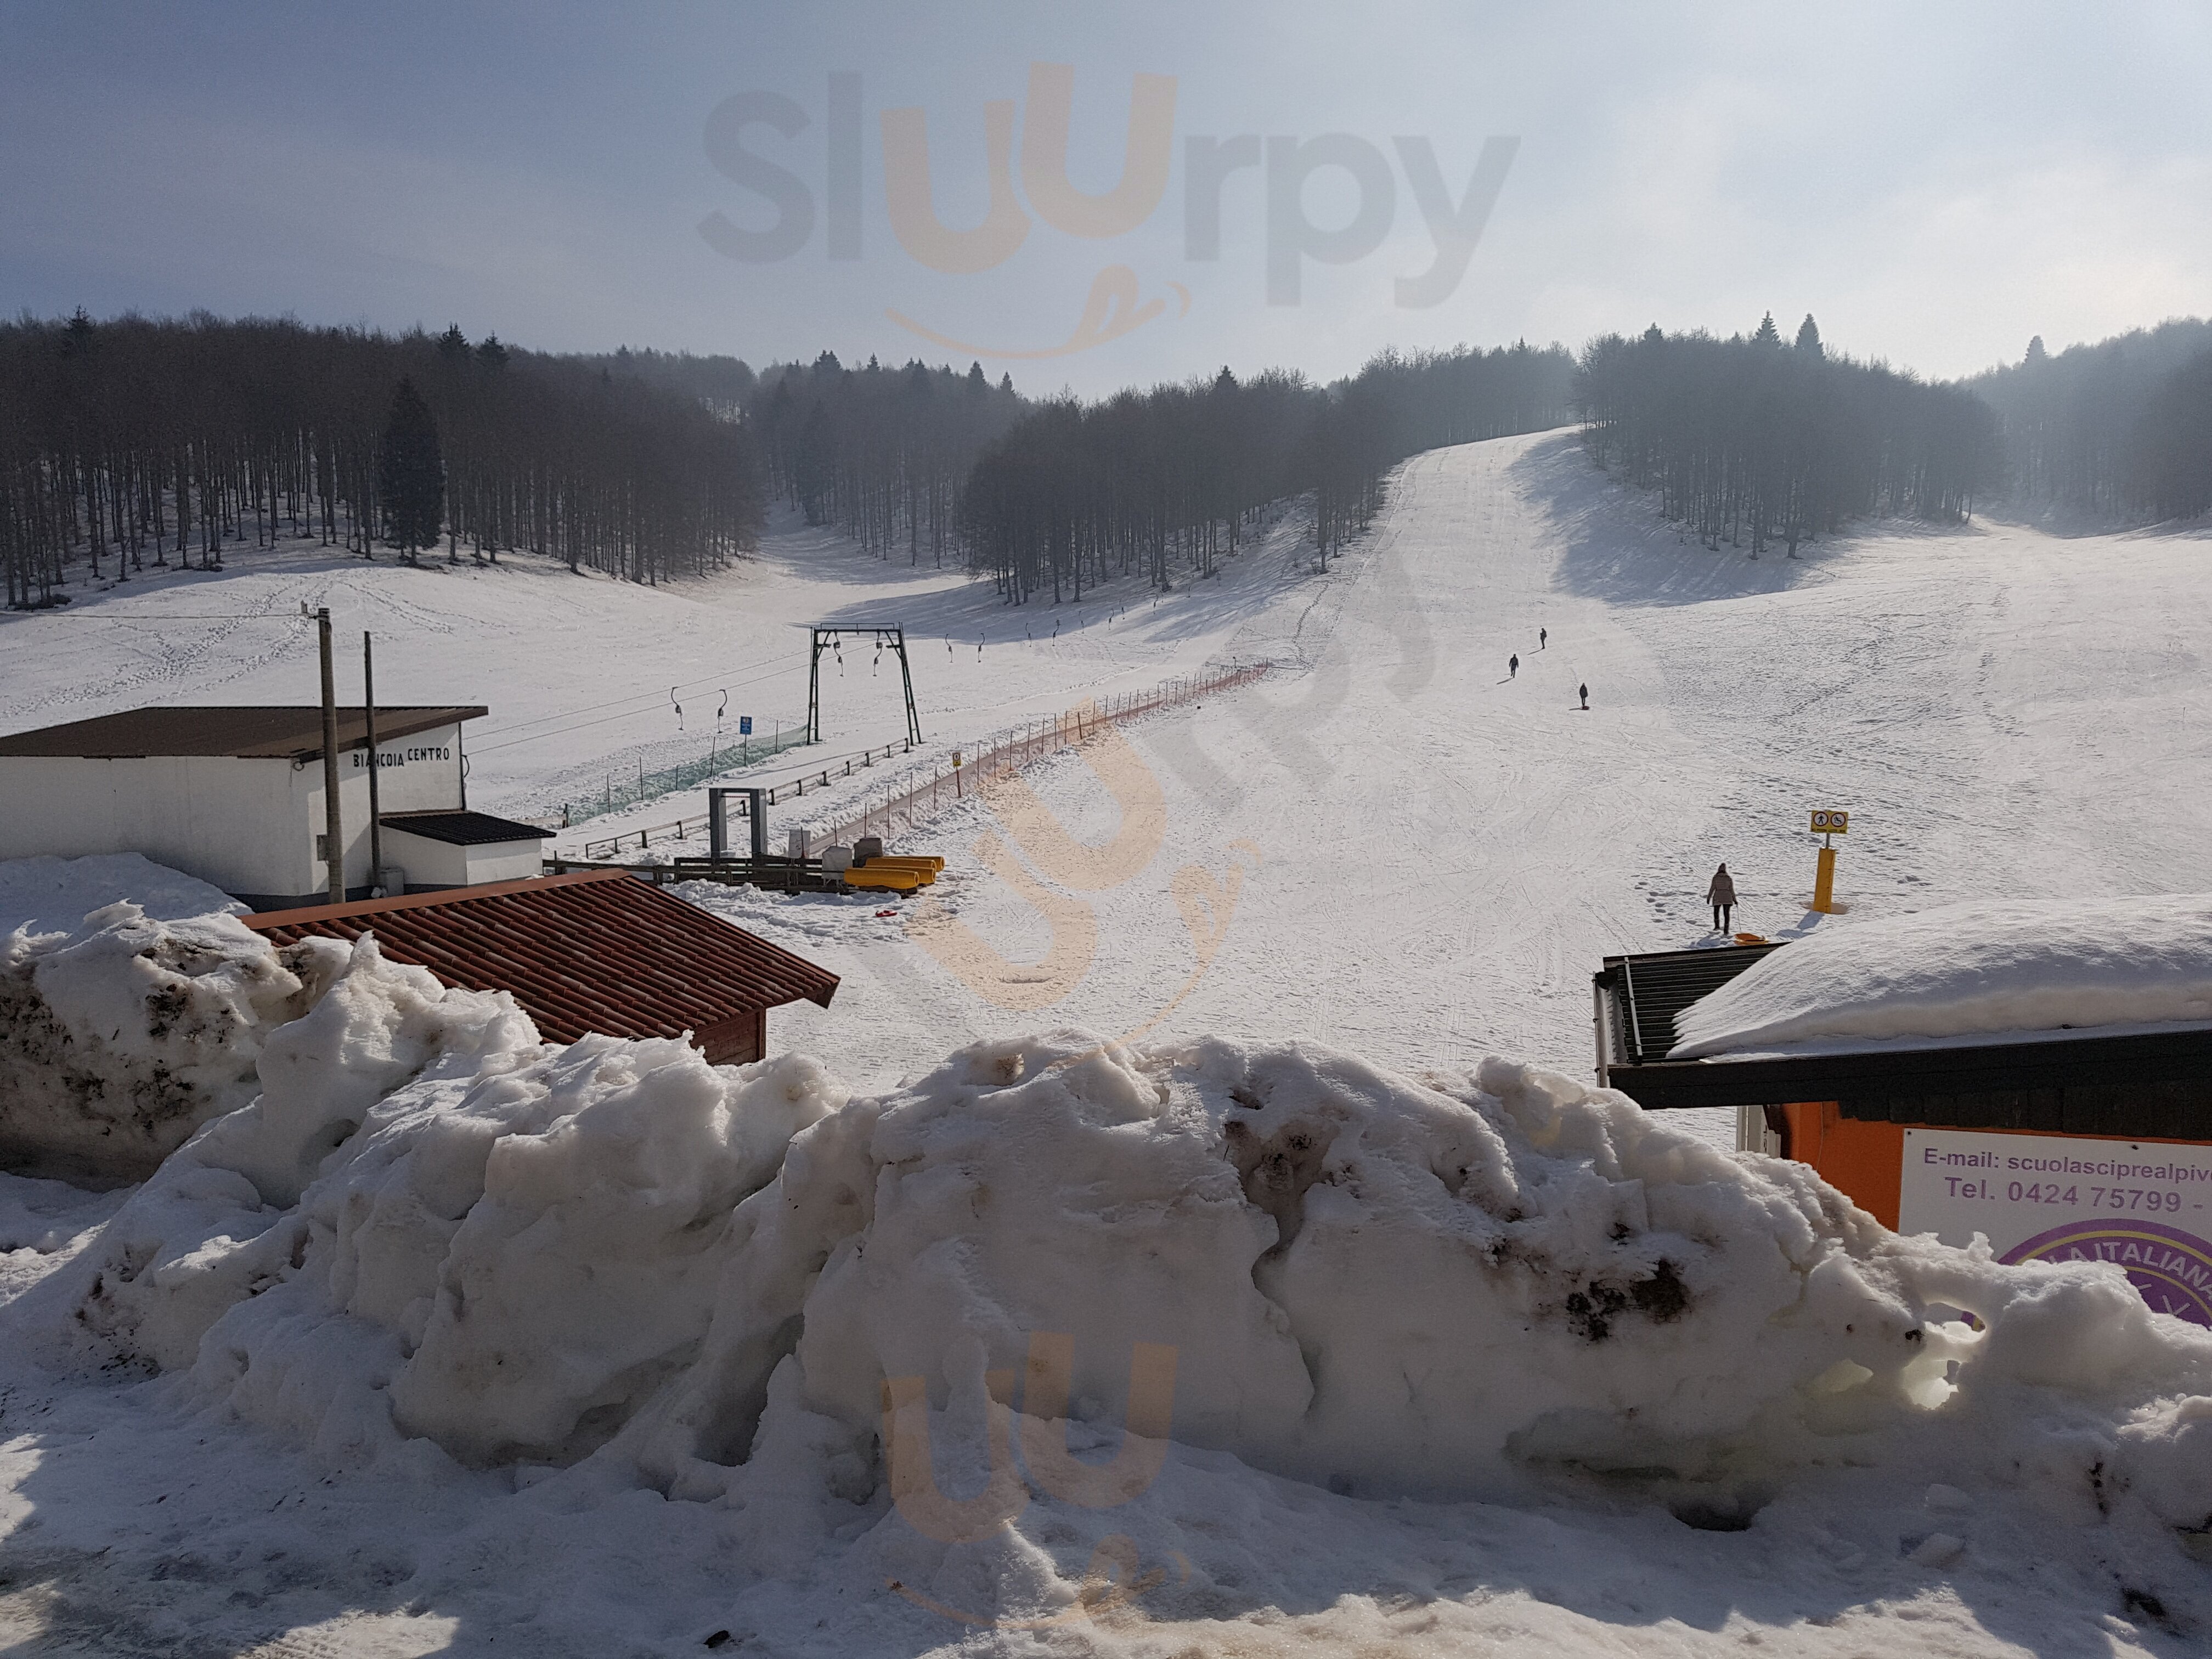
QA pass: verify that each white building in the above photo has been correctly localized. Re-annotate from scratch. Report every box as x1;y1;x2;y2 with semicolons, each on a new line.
0;705;548;910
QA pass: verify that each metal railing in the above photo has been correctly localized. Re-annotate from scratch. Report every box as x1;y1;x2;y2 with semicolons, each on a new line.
807;660;1274;855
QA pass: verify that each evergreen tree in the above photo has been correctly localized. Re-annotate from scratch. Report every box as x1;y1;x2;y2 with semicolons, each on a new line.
476;333;509;370
1795;314;1824;358
377;376;444;563
2025;335;2047;366
436;324;471;363
1752;312;1782;348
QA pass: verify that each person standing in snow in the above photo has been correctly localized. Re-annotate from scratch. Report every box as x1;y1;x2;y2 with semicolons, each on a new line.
1578;683;1588;709
1540;628;1548;650
1708;864;1736;933
1509;653;1519;678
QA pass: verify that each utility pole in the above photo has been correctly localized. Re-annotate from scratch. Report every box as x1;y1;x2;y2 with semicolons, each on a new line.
363;631;384;894
317;607;344;904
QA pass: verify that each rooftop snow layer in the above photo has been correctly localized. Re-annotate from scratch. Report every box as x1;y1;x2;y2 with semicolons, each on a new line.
1670;894;2212;1058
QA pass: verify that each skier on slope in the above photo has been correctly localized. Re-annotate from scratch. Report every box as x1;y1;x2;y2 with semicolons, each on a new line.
1509;654;1519;678
1708;864;1736;934
1579;683;1589;709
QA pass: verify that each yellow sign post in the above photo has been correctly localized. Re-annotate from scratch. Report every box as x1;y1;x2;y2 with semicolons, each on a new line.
1809;810;1848;913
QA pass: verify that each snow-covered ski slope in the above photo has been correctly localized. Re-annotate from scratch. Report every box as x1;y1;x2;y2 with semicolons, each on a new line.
5;427;2209;1097
729;428;2212;1099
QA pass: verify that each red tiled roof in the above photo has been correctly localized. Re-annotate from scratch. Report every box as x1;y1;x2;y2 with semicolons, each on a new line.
242;870;838;1048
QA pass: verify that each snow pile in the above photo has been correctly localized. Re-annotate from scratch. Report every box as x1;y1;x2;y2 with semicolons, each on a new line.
72;937;843;1468
65;1020;2212;1558
0;851;243;938
625;1034;2212;1525
0;900;339;1178
1672;894;2212;1058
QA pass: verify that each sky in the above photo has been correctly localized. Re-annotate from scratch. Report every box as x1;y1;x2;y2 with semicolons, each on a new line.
2;0;2207;398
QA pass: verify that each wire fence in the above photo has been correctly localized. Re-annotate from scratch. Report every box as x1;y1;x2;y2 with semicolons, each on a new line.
579;735;921;859
546;720;812;827
807;659;1275;855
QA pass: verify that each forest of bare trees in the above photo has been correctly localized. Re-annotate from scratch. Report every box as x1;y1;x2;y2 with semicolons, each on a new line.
14;302;2209;616
956;342;1575;603
747;352;1029;566
1575;315;2002;557
0;312;762;609
1966;319;2212;522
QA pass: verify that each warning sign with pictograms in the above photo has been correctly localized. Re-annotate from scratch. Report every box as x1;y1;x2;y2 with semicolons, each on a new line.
1810;810;1849;834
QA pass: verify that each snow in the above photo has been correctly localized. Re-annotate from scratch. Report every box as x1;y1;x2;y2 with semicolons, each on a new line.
0;896;332;1180
1672;894;2212;1057
10;1014;2212;1652
0;851;241;939
7;433;2212;1653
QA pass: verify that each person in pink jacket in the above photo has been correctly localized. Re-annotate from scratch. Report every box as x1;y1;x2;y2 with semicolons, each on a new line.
1708;864;1737;933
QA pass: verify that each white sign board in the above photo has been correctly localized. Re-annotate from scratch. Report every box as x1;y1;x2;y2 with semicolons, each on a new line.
1899;1127;2212;1327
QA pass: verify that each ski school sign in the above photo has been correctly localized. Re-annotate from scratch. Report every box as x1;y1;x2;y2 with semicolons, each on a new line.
1899;1128;2212;1327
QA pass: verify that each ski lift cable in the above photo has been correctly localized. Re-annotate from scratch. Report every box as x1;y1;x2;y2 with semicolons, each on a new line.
472;651;806;741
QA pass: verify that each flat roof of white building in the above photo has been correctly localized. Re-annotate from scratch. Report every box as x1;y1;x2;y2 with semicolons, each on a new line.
0;706;488;761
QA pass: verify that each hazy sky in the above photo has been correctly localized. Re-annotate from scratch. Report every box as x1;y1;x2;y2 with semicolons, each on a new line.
3;1;2206;396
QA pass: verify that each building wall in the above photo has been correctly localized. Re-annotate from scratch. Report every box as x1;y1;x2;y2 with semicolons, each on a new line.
0;755;311;896
379;828;541;891
458;842;545;886
0;724;468;905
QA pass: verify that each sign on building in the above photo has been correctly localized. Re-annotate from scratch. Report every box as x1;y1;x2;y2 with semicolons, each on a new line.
1899;1127;2212;1327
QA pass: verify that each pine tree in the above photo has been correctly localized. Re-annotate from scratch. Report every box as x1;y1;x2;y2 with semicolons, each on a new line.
967;360;988;393
2025;335;2048;366
1795;314;1824;357
437;324;471;363
377;377;444;564
476;333;510;369
1752;312;1782;348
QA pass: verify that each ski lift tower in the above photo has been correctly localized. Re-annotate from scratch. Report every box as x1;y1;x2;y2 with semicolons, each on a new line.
806;626;923;747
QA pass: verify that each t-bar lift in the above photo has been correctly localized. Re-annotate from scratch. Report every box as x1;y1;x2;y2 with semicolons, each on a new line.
806;625;922;747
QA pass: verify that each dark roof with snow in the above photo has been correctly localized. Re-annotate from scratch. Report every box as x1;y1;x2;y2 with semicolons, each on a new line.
1594;944;2212;1140
0;706;486;760
1596;942;1788;1068
242;871;839;1052
380;810;550;846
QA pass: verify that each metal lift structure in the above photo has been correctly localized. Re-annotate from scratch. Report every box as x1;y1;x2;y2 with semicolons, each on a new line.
807;626;922;747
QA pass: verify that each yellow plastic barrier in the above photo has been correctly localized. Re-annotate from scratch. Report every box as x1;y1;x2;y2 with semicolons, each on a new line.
842;866;920;893
861;855;943;884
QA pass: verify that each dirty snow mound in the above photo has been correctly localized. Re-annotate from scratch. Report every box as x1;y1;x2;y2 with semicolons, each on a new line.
0;900;336;1178
70;937;844;1469
1672;894;2212;1057
47;1017;2212;1575
626;1032;2212;1522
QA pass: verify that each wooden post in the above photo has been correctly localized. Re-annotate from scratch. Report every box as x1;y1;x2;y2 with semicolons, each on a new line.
363;631;384;893
318;608;343;904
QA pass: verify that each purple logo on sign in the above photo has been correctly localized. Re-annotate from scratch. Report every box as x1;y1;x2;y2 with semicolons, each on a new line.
2002;1219;2212;1327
